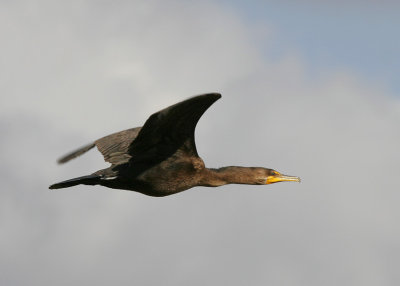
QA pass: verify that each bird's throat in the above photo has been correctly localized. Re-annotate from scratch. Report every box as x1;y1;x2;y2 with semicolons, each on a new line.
200;166;266;187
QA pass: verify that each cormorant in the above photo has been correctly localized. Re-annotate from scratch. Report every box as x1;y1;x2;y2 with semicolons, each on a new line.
49;93;300;196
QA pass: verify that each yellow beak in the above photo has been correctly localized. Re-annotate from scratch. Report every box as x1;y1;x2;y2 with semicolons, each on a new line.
266;172;301;184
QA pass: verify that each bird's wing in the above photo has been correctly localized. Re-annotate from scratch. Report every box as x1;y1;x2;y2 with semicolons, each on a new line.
128;93;221;165
95;127;142;165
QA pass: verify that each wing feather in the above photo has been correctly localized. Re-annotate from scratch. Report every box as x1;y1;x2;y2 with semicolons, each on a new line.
128;93;221;165
95;127;141;164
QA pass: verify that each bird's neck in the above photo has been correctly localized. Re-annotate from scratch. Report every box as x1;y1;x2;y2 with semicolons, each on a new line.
200;166;265;187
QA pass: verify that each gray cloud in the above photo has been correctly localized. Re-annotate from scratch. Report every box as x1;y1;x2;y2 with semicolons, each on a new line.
1;1;399;285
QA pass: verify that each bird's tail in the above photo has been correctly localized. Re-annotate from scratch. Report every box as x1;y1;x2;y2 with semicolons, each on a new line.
49;174;101;190
57;143;96;164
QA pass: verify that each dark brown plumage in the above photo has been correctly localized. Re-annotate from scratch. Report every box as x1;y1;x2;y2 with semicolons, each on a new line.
49;93;300;196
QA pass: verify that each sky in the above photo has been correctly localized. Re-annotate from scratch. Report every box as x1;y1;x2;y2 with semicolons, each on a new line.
221;0;400;94
1;1;399;285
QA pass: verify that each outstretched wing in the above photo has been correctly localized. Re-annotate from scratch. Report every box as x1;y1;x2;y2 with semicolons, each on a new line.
57;127;141;165
95;127;141;165
128;93;221;165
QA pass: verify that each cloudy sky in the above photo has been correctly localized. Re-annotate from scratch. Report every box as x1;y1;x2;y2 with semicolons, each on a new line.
1;1;399;285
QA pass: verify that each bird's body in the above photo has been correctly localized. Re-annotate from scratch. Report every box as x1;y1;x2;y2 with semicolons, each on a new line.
50;93;300;196
94;148;207;196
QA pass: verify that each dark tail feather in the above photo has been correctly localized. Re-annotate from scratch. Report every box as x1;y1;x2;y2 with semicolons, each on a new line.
57;143;96;164
49;174;101;190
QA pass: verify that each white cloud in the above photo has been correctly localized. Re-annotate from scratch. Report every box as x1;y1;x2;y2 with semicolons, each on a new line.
1;0;260;135
1;1;399;285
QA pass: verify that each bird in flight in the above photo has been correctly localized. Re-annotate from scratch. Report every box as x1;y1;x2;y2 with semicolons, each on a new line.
50;93;300;196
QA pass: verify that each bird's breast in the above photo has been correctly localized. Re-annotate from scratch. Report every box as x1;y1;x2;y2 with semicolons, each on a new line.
134;157;205;196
